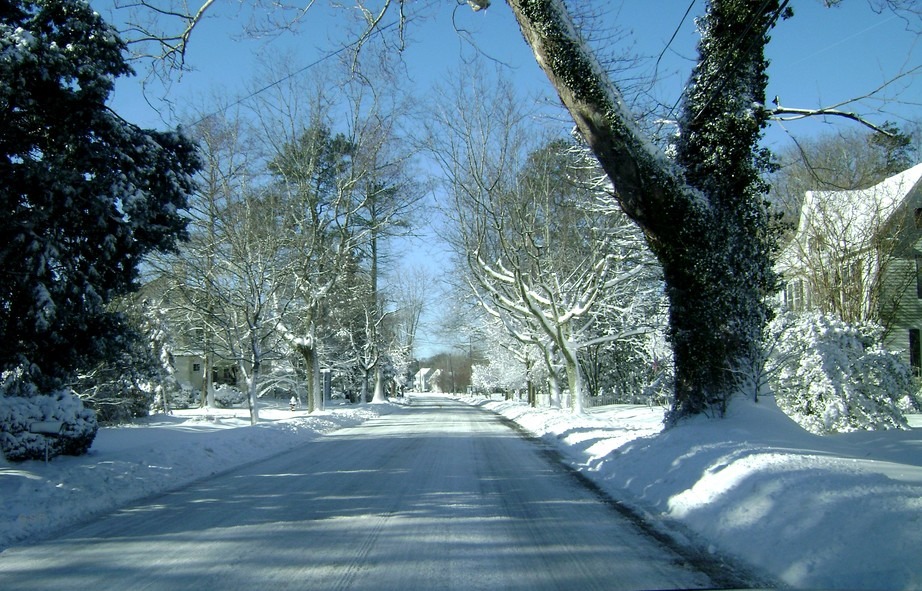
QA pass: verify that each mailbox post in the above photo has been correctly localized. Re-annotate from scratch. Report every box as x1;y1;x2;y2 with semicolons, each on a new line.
29;421;64;464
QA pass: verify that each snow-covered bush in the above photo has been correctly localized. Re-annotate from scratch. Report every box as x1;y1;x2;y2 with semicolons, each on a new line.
213;384;246;408
0;374;98;462
471;359;528;396
149;380;193;412
766;311;921;434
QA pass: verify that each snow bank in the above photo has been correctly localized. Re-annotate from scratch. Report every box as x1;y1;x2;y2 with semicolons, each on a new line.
473;396;922;590
4;393;920;589
0;402;393;550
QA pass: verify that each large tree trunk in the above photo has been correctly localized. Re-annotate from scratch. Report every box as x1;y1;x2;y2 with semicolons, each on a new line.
297;342;321;413
372;365;386;403
506;0;780;420
562;350;583;414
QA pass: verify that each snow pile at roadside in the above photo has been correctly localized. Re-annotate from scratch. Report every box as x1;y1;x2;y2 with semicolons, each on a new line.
471;396;922;590
0;402;392;551
4;394;920;589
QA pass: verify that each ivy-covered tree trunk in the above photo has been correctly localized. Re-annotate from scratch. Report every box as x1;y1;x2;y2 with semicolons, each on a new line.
506;0;781;420
664;1;780;417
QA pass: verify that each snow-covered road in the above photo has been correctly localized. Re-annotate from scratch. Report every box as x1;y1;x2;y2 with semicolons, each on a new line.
0;395;732;590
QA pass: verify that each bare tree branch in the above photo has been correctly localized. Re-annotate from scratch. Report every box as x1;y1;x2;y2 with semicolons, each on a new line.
769;105;897;136
768;63;922;136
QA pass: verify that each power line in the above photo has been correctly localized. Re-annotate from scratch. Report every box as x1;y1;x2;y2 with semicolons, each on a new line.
188;17;402;128
652;0;697;84
655;0;787;139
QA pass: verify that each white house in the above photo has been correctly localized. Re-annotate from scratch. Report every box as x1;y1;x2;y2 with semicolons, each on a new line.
413;367;442;392
171;352;240;394
778;162;922;371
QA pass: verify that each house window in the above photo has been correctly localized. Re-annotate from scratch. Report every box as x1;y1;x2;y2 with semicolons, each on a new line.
192;363;201;372
916;257;922;299
910;329;921;376
784;279;805;311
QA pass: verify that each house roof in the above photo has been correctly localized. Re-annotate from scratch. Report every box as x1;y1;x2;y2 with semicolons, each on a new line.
794;162;922;249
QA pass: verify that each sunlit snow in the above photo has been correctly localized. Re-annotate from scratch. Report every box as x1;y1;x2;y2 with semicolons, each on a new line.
2;395;920;590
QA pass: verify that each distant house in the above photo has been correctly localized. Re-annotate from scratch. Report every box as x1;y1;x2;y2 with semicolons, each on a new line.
413;367;442;392
135;280;279;397
171;352;240;394
777;163;922;371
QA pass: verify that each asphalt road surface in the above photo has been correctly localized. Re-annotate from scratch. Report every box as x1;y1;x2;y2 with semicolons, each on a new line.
0;395;736;590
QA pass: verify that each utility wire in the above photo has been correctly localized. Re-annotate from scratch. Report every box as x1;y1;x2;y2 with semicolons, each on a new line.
652;0;697;84
188;16;402;127
654;0;786;139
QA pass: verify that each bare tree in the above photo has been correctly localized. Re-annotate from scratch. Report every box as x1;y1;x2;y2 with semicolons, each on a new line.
388;264;430;358
211;189;292;424
110;0;317;81
147;105;257;409
342;63;427;403
119;0;921;422
431;71;658;412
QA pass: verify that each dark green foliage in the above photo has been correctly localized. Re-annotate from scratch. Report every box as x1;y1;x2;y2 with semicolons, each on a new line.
661;0;785;419
0;0;201;389
70;323;159;424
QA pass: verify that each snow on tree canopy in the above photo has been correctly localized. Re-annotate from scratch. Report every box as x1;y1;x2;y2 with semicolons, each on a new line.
0;0;201;389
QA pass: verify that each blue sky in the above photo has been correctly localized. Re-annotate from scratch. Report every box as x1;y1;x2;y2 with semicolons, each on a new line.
98;1;921;356
103;1;920;141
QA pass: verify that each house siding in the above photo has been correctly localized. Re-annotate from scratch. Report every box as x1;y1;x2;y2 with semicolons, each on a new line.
778;164;922;366
884;251;922;370
172;355;203;393
171;354;247;393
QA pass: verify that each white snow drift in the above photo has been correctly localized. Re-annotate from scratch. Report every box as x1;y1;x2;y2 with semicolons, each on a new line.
2;395;920;590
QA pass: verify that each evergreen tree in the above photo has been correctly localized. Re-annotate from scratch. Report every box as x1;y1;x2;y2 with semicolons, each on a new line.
0;0;200;389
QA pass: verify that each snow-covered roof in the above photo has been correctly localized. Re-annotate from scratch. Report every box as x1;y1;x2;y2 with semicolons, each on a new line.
795;162;922;248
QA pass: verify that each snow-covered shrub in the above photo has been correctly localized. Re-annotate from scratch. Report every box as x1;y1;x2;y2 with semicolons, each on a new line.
766;311;921;434
471;359;528;396
257;359;306;401
0;374;98;462
213;384;246;408
170;383;192;410
148;379;189;413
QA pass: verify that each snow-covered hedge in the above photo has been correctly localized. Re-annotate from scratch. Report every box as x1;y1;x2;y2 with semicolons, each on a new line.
171;384;198;410
766;311;922;434
0;386;98;462
214;384;246;408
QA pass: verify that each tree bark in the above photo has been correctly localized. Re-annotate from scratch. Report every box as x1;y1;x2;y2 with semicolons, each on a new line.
373;365;386;403
297;342;321;413
246;360;260;426
505;0;781;419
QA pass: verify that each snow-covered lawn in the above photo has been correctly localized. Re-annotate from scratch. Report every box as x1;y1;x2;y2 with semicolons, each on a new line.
2;394;920;590
472;395;922;590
